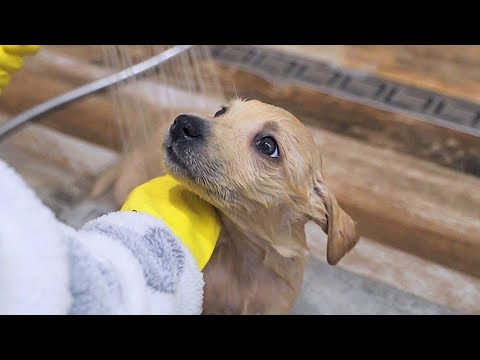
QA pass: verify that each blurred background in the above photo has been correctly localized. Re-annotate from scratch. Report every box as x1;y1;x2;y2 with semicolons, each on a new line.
0;45;478;314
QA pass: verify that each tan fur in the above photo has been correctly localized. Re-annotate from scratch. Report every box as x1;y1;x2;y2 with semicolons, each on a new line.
91;99;360;314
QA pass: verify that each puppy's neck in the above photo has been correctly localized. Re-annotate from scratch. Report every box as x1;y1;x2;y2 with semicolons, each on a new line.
217;209;309;259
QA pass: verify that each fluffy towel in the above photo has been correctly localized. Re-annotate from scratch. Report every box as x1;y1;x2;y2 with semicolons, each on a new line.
0;159;204;315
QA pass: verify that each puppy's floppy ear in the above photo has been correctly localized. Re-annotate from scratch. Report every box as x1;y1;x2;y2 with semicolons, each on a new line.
307;172;360;265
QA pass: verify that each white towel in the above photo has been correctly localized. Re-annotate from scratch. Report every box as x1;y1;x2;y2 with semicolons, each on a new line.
0;159;204;315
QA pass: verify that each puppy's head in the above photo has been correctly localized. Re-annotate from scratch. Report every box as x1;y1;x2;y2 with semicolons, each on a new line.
164;99;359;264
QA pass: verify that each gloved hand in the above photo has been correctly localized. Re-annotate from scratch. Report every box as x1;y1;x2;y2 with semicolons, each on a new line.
0;45;40;94
0;160;213;315
121;174;221;270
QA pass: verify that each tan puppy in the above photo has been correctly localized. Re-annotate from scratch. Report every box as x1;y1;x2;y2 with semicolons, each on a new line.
92;99;359;314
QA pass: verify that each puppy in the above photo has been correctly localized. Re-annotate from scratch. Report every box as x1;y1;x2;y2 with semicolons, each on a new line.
92;99;359;314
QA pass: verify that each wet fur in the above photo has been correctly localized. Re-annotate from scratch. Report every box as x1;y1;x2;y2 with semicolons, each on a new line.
91;99;359;314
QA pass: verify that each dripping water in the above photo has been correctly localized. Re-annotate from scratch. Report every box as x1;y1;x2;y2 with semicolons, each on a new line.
100;45;227;181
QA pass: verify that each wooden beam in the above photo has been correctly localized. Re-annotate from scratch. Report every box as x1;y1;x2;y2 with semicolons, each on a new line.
0;111;118;180
309;126;480;278
305;224;480;315
0;69;122;150
262;45;480;104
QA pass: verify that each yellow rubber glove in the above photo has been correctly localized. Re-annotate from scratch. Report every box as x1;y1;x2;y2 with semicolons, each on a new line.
0;45;41;94
121;175;221;271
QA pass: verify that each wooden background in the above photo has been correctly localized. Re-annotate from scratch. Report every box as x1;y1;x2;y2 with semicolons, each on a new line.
0;45;479;314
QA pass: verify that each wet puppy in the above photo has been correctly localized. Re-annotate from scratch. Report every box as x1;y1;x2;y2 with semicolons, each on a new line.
93;99;359;314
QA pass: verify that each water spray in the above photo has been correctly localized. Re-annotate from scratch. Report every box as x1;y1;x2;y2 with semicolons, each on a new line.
0;45;194;141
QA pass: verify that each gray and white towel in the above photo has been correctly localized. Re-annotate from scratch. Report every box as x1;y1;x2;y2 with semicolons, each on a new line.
0;159;204;315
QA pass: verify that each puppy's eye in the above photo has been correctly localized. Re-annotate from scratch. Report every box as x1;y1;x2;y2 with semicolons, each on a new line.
255;136;279;158
214;106;227;118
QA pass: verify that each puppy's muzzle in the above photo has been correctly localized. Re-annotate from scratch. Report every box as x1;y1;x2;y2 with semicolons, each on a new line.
170;114;206;143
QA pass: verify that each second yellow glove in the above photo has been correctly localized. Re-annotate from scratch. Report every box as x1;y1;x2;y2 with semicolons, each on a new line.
0;45;41;94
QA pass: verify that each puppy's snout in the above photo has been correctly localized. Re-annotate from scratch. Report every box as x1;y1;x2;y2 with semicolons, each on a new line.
170;114;205;141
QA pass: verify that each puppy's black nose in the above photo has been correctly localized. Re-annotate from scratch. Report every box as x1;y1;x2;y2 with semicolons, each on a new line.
170;114;205;141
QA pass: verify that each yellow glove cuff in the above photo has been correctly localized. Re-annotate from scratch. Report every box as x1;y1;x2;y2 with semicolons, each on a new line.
121;175;221;270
